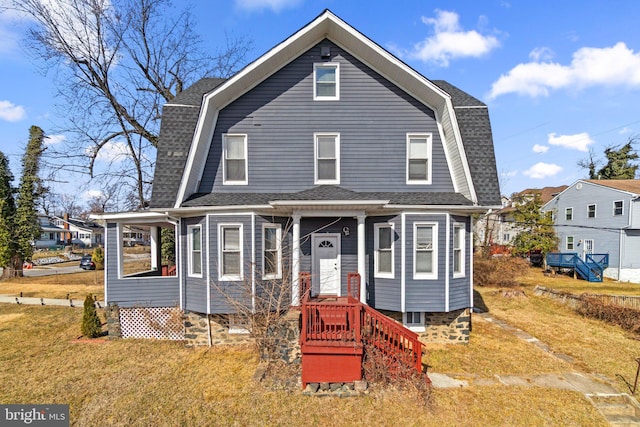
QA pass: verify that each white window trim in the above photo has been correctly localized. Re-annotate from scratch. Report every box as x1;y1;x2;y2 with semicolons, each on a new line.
406;133;432;185
453;224;465;278
613;200;624;216
566;236;574;251
314;132;340;184
413;222;438;280
374;223;395;279
218;223;243;281
313;62;340;101
262;223;282;280
565;207;573;221
222;134;248;185
404;312;425;332
587;204;597;219
187;224;203;278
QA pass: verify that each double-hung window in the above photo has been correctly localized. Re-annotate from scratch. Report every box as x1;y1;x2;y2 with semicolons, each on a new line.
565;207;573;221
374;223;394;278
262;224;282;279
188;225;202;277
406;134;432;184
414;223;438;279
566;236;574;251
313;63;339;100
219;224;242;280
223;134;247;184
587;204;596;218
614;201;623;216
453;224;465;277
314;133;340;184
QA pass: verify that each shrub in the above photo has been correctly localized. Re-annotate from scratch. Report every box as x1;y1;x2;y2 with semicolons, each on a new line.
576;296;640;334
81;294;102;338
474;256;529;287
92;246;104;270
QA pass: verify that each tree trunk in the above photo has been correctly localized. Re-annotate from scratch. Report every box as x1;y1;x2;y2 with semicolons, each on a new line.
1;255;24;280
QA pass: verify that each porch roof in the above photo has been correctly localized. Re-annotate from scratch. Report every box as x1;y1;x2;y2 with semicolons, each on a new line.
181;185;474;208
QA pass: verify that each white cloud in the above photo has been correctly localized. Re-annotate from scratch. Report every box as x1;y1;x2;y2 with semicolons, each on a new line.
532;144;549;153
404;9;500;67
234;0;301;12
86;141;129;163
45;134;66;145
547;132;594;152
619;127;632;135
489;42;640;99
0;100;26;121
529;47;554;62
523;162;563;179
82;189;104;200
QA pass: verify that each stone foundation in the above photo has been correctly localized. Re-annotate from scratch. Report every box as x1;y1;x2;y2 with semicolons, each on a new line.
419;309;471;344
184;312;253;347
105;303;122;339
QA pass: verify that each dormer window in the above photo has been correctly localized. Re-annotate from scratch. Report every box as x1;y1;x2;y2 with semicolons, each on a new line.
314;63;339;100
223;134;247;185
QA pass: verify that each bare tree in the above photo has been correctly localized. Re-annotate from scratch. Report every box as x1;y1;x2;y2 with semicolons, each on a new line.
9;0;252;208
84;182;120;215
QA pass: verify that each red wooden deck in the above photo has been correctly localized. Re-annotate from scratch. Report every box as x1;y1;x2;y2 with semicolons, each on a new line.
299;272;427;387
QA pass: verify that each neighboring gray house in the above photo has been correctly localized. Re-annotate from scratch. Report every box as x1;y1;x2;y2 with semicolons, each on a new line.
34;215;65;249
543;179;640;283
96;11;501;341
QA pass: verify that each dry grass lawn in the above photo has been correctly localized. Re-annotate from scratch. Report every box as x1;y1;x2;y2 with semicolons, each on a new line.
0;304;606;426
0;270;104;300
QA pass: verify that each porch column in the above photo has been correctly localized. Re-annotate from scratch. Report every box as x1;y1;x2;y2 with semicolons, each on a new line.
150;226;160;271
292;214;301;306
357;214;366;304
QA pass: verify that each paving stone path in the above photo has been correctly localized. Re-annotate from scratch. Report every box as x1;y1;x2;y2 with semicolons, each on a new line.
429;312;640;426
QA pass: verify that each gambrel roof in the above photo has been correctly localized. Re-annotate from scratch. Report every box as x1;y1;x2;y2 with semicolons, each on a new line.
149;10;501;209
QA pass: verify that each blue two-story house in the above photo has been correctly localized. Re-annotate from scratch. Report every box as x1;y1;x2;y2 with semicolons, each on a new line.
98;10;501;344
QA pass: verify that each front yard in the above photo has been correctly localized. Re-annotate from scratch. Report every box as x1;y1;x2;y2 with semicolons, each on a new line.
1;266;638;425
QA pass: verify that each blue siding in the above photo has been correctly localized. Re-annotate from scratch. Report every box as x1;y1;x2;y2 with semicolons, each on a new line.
199;40;454;194
449;215;471;310
366;216;401;311
207;214;253;314
255;216;292;305
105;223;179;308
404;214;447;312
182;217;207;313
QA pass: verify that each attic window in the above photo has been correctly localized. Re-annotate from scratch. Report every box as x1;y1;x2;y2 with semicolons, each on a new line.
223;134;248;185
314;63;339;100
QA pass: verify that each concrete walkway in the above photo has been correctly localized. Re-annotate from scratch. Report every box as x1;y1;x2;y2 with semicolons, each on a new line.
0;294;104;308
429;312;640;426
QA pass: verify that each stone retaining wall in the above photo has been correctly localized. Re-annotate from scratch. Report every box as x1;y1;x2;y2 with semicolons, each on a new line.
105;304;122;339
419;309;471;344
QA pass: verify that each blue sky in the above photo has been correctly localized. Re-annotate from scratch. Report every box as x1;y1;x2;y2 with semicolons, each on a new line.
1;0;640;200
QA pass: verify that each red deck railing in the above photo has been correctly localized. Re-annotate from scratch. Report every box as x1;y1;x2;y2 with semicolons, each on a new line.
161;265;176;276
299;272;424;378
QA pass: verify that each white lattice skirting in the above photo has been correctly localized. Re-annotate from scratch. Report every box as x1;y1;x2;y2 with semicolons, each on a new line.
119;307;185;340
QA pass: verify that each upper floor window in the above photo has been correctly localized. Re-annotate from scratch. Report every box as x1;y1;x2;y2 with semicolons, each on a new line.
614;200;623;216
219;224;243;281
223;134;247;185
374;223;394;278
453;224;465;277
188;225;202;277
313;63;339;100
414;223;438;280
406;134;432;184
587;204;596;218
262;224;282;280
565;207;573;221
314;133;340;184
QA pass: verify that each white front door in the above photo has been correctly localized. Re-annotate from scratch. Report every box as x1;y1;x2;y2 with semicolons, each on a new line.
312;234;340;296
583;239;594;260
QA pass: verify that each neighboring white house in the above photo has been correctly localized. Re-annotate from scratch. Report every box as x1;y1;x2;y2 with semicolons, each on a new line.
543;179;640;283
122;225;151;246
53;215;104;248
34;215;65;249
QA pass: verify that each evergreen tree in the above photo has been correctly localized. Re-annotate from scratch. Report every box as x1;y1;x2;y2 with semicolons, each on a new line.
13;126;46;272
92;247;104;270
81;294;101;338
0;152;17;270
511;193;559;257
578;138;639;180
161;227;175;266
